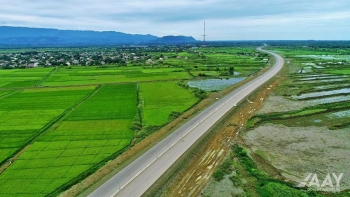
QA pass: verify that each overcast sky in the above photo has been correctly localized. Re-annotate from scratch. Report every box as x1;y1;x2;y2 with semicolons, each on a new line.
1;0;350;40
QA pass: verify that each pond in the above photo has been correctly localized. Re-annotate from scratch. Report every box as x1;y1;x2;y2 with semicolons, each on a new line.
297;75;344;81
328;110;350;118
307;95;350;104
298;78;349;84
293;88;350;99
188;77;246;91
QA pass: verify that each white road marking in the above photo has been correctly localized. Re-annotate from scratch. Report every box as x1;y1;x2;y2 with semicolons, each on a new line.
90;48;284;197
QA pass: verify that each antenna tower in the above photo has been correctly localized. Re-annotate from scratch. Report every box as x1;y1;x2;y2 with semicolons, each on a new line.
202;21;207;46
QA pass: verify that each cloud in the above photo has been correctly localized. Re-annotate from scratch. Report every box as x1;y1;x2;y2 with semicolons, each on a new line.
0;0;350;40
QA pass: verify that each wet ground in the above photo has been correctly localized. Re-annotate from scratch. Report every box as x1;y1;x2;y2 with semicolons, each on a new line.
188;77;246;91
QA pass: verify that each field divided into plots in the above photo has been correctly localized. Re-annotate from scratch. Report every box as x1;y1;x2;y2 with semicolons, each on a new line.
0;46;261;196
248;49;350;130
0;68;53;88
0;84;137;196
160;47;268;77
0;86;95;165
41;67;191;87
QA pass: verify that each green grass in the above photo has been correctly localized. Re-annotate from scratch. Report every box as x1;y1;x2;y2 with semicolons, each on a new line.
39;119;134;141
0;87;95;111
280;109;327;118
41;66;191;86
231;145;323;197
0;84;136;196
0;86;94;164
67;84;137;120
0;90;15;97
0;46;271;196
268;48;344;56
140;82;198;126
329;69;350;74
0;68;53;88
161;48;266;77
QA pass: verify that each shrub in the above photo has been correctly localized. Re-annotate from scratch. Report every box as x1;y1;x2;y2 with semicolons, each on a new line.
213;169;225;181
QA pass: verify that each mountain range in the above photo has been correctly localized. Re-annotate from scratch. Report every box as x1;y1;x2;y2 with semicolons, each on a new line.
0;26;197;46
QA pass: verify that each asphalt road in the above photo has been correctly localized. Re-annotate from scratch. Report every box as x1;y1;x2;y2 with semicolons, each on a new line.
87;48;284;197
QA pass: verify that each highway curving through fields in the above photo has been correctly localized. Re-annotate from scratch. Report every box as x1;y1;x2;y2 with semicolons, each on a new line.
87;48;284;197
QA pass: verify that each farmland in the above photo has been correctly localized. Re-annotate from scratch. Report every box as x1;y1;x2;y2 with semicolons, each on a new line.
236;46;350;196
0;45;270;196
0;84;137;196
140;82;199;126
0;86;95;165
0;68;53;88
162;44;350;197
41;67;191;87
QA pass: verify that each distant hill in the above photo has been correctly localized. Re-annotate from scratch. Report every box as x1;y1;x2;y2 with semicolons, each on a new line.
0;26;195;47
152;35;197;44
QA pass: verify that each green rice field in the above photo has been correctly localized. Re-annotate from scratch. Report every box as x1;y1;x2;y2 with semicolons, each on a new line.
0;84;136;196
0;68;53;88
41;67;191;86
140;82;199;126
0;79;199;196
0;86;95;164
0;46;266;196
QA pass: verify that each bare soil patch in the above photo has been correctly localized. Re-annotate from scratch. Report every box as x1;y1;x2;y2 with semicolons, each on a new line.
258;95;314;114
243;124;350;191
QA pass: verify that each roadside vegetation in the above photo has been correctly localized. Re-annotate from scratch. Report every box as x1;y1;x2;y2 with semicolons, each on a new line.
209;145;323;197
207;143;350;197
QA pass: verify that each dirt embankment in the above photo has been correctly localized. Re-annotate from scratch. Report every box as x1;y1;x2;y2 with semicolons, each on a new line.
158;73;285;197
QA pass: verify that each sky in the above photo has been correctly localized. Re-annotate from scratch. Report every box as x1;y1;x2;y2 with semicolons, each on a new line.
1;0;350;40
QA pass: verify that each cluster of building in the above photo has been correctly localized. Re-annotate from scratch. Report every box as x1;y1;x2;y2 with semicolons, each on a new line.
0;50;163;69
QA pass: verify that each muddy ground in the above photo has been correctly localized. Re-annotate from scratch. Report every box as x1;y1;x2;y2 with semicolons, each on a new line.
243;124;350;190
258;95;314;114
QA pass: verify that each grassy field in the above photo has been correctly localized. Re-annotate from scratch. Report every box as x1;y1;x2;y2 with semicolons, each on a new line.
41;67;191;86
140;82;199;126
0;47;266;88
0;68;53;88
159;47;266;77
0;84;137;196
0;46;268;196
0;90;15;97
0;86;95;164
268;47;349;56
330;69;350;74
